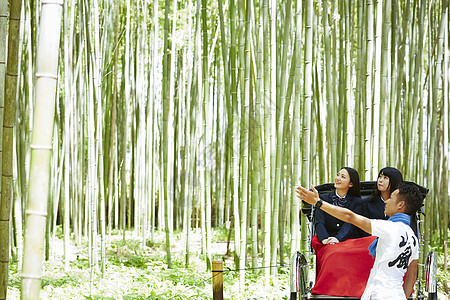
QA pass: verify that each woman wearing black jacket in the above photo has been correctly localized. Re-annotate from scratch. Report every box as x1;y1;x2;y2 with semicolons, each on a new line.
365;167;403;220
314;167;365;244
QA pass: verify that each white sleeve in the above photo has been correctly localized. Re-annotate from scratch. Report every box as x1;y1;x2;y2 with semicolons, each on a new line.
370;219;394;239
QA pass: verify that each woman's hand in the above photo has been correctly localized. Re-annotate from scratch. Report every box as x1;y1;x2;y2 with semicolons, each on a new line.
321;237;340;245
327;237;339;244
321;238;331;244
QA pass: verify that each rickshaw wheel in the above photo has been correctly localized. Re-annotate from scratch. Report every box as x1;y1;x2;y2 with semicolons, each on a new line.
425;251;438;300
290;251;309;300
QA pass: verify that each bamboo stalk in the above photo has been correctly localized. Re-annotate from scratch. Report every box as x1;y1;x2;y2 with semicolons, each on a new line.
330;0;338;174
323;0;335;176
388;0;397;166
379;0;391;169
150;0;160;244
422;0;439;280
0;1;23;298
291;0;302;257
439;0;448;247
410;0;426;182
371;0;382;176
21;1;63;298
162;0;172;268
354;0;365;172
300;0;313;255
343;0;352;166
262;0;271;277
364;0;374;180
0;0;7;180
107;0;119;245
268;0;277;276
200;0;212;271
337;0;344;168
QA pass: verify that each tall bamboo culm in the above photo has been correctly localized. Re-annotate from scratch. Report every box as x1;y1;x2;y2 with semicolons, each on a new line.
0;0;22;298
21;1;63;299
300;0;313;256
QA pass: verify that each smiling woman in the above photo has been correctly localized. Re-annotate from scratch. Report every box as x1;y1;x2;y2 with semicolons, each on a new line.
314;167;366;245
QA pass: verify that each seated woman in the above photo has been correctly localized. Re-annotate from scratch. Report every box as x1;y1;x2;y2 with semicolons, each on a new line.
310;167;375;297
365;167;403;220
314;167;366;244
365;167;421;237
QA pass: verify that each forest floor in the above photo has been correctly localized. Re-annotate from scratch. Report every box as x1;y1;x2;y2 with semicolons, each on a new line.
7;228;290;299
6;228;449;299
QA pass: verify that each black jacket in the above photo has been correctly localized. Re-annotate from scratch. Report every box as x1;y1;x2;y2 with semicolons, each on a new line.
314;191;366;242
364;194;389;220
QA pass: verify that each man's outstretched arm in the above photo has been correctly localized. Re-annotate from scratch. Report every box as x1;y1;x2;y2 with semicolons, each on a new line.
296;185;372;235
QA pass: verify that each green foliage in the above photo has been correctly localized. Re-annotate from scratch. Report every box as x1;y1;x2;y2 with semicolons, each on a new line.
211;227;229;242
41;273;82;288
110;253;151;269
71;257;90;269
8;260;17;273
145;289;209;299
429;230;450;252
7;260;20;289
8;230;291;299
54;225;64;239
108;239;156;269
160;267;202;287
104;237;212;298
122;295;148;300
123;294;156;300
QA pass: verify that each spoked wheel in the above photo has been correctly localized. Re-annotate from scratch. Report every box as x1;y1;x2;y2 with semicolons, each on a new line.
290;251;309;300
425;251;438;300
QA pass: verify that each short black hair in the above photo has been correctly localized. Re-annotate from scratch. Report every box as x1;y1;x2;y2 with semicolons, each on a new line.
396;182;423;215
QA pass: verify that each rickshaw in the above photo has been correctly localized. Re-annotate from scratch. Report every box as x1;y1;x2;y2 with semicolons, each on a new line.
290;181;439;300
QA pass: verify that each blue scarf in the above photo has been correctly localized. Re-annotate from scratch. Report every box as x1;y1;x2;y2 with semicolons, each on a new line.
368;213;411;257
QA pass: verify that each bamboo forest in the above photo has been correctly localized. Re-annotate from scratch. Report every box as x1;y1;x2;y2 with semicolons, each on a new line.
0;0;449;299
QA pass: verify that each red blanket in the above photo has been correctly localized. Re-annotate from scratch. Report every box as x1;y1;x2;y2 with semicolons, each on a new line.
311;235;376;297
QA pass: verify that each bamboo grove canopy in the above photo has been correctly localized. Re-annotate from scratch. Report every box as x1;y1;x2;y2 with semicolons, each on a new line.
0;0;448;298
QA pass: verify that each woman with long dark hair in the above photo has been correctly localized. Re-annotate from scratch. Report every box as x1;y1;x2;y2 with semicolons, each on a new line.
366;167;403;220
314;167;365;244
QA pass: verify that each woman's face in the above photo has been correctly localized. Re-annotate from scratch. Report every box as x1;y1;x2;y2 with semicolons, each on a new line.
334;169;353;191
377;173;390;193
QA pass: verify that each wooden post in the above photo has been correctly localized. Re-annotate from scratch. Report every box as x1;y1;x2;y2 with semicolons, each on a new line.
212;261;224;300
